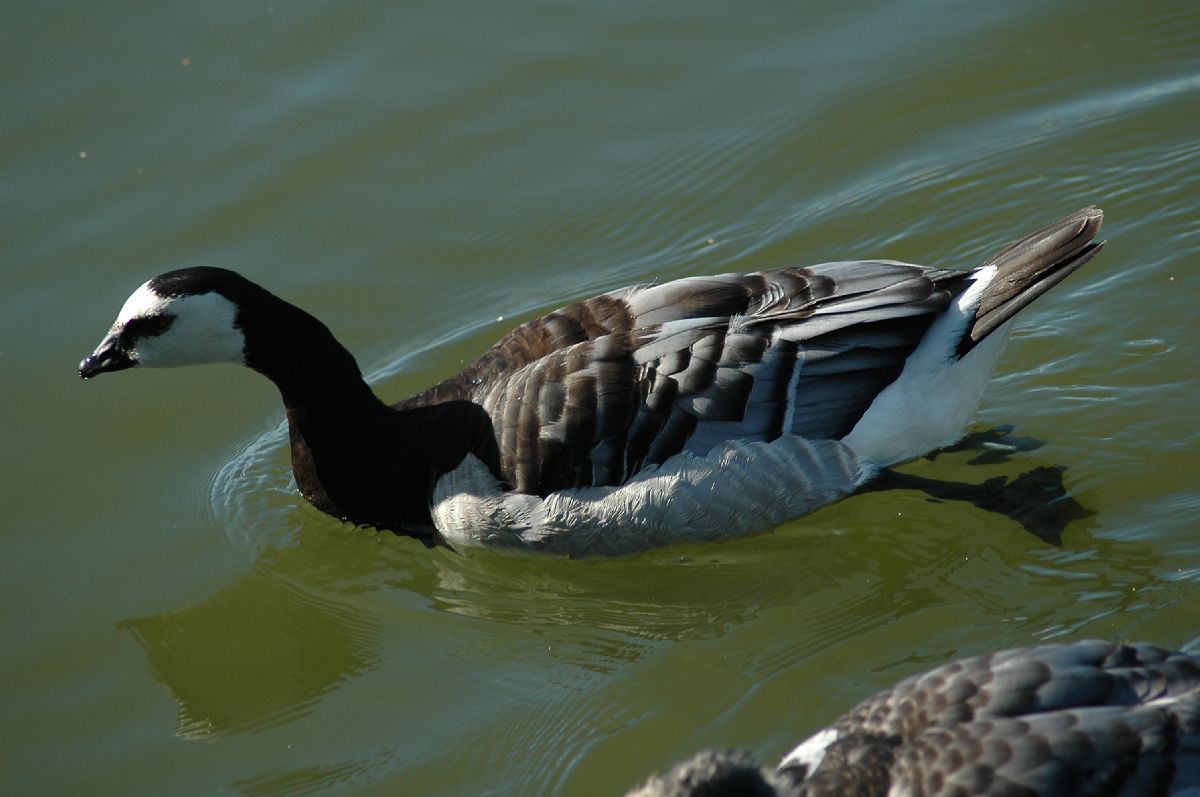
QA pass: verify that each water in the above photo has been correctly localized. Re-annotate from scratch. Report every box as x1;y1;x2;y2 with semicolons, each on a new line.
3;1;1198;794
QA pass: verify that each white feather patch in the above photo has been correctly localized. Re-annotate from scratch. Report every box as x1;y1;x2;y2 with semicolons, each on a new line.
841;266;1009;467
431;435;873;556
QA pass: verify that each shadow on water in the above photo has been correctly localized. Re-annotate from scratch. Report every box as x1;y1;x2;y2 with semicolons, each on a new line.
867;425;1095;545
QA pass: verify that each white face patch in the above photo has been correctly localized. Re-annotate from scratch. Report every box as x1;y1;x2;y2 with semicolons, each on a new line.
115;282;246;368
116;279;169;326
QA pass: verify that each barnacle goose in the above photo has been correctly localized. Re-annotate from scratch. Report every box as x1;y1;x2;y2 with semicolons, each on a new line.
80;207;1104;554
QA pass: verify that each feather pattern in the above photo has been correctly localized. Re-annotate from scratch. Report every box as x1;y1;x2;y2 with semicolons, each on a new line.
625;640;1200;797
409;262;965;500
781;640;1200;797
431;436;869;556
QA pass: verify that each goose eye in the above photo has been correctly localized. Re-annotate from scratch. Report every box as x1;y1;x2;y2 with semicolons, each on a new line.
120;313;174;346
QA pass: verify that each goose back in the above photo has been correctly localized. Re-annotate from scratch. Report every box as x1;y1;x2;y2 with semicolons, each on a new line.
402;262;966;497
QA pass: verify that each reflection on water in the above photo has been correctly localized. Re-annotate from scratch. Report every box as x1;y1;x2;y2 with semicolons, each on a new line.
127;420;1176;746
425;548;799;642
119;572;380;738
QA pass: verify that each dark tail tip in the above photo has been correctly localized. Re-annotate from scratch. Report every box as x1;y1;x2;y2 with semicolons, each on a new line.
962;206;1105;353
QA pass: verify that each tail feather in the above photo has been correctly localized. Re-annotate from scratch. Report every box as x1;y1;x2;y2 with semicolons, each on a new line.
962;206;1105;354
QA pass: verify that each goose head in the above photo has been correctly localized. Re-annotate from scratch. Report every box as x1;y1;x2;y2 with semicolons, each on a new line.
79;267;251;378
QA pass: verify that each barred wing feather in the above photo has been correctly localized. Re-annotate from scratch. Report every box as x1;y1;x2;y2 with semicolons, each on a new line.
454;262;966;496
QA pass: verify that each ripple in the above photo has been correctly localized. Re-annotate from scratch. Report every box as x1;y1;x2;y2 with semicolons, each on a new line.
230;749;399;796
210;422;296;555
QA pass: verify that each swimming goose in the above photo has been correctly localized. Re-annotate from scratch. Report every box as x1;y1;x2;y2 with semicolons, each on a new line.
624;639;1200;797
79;207;1104;554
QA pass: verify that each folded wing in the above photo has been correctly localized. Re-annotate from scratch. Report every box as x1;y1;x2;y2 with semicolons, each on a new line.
406;262;966;496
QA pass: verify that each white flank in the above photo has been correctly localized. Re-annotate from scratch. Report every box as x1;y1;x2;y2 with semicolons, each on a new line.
431;435;874;556
841;266;1009;467
116;284;245;367
778;727;840;777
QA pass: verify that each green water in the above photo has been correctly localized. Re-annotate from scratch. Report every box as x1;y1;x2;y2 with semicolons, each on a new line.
3;1;1198;794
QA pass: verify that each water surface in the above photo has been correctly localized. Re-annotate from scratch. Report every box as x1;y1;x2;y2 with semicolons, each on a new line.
3;1;1198;795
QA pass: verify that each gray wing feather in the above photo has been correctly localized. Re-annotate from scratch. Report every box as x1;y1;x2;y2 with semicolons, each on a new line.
797;640;1200;797
429;263;961;496
834;640;1200;737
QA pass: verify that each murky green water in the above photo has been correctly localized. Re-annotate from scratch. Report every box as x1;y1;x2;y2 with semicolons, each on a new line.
3;1;1198;794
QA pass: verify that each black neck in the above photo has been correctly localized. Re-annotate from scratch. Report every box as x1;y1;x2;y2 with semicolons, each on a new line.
238;293;498;541
241;296;406;525
245;299;386;420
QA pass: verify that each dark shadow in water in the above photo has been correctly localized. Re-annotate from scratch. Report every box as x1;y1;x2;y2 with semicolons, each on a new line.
861;425;1093;545
921;424;1046;465
118;566;380;739
864;465;1092;545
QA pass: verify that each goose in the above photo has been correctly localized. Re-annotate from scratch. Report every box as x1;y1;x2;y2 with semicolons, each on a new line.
79;207;1104;555
624;639;1200;797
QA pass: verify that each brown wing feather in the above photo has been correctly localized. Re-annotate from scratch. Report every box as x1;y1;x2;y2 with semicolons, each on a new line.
402;265;961;496
794;641;1200;797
